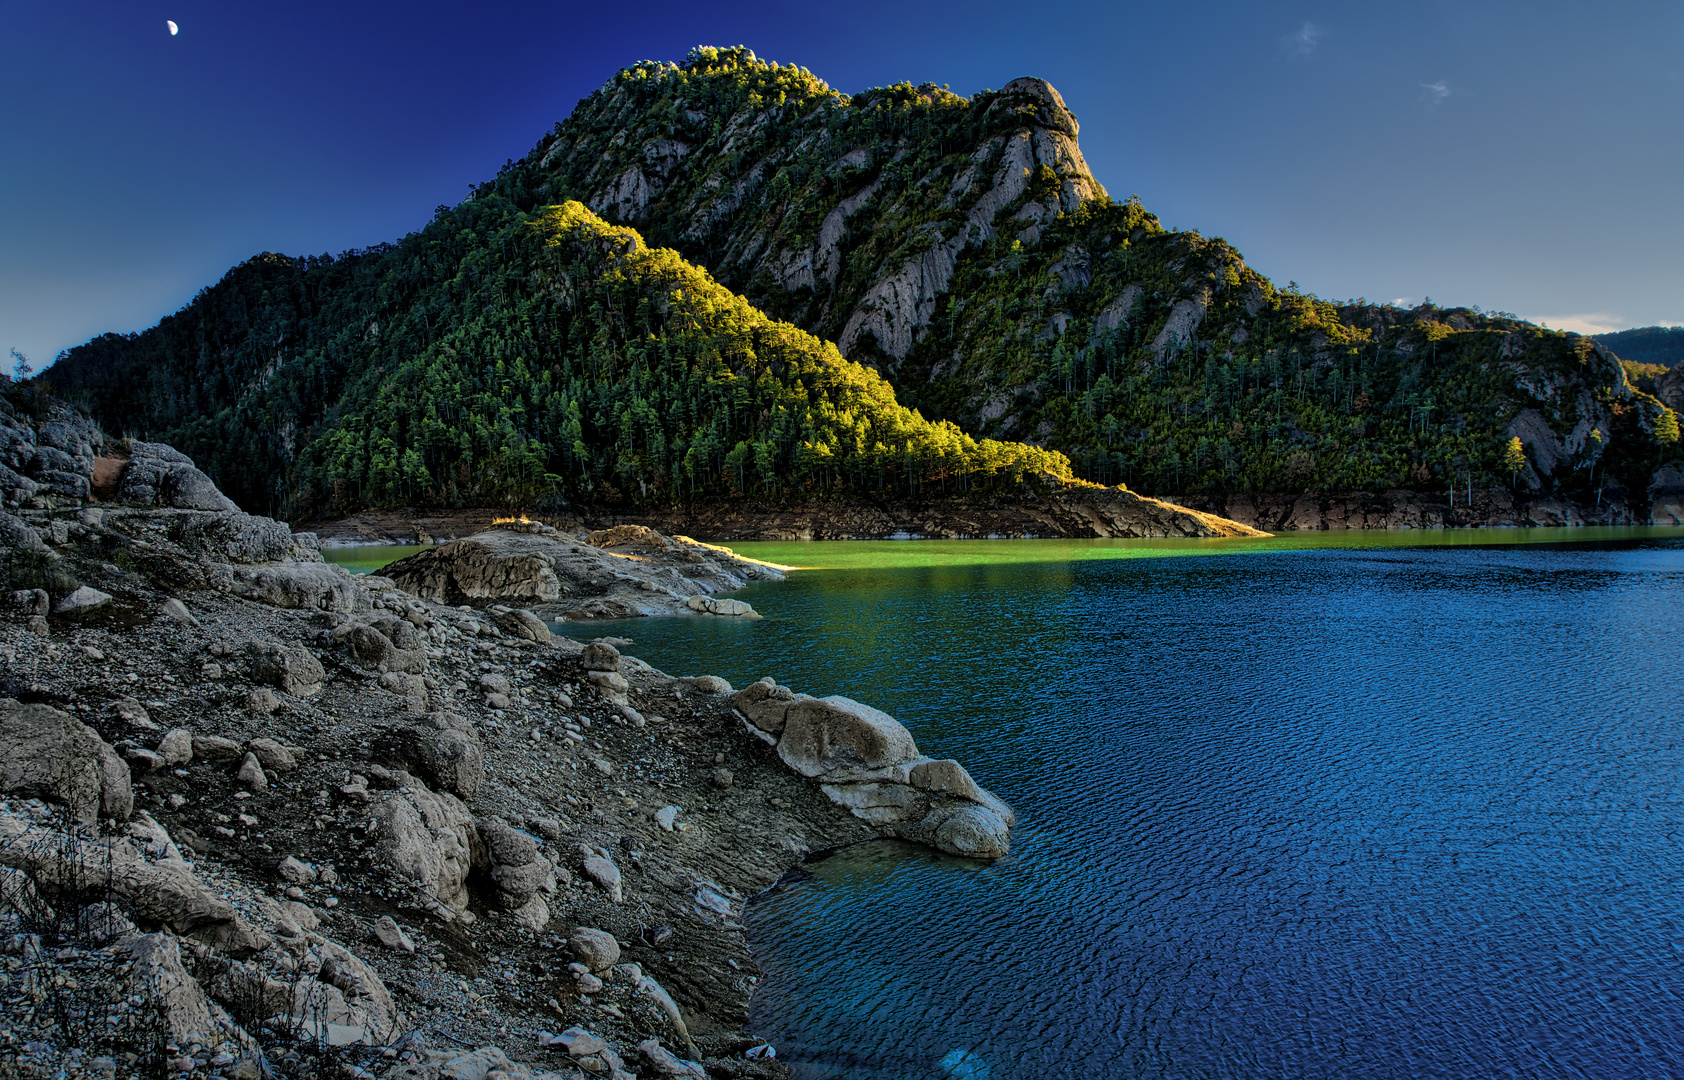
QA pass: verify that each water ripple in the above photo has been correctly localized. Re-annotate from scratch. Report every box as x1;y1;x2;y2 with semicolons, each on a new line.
612;539;1684;1079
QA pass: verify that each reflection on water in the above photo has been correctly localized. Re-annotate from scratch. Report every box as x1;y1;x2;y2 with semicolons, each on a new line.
600;531;1684;1079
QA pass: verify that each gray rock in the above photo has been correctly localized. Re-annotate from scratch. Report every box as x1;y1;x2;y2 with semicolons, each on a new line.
422;727;483;799
12;588;48;616
156;728;194;766
581;642;621;671
246;640;324;696
192;734;243;760
908;758;988;802
489;860;554;906
370;780;477;916
731;678;798;737
235;753;267;791
638;1039;707;1078
690;675;732;694
512;895;551;930
819;781;924;825
25;615;47;637
123;933;219;1045
244;687;279;714
777;696;920;778
227;563;360;612
117;444;237;511
567;928;621;972
160;598;198;626
331;615;428;672
0;698;133;822
245;737;297;772
477;672;511;695
372;915;415;953
123;747;165;772
903;803;1012;860
582;855;624;902
491;606;551;642
477;818;539;867
585;670;628;693
276;856;316;883
53;585;112;616
685;595;758;617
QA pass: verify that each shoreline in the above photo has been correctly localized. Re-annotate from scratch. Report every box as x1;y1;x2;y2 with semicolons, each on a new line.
297;484;1681;549
0;480;1013;1077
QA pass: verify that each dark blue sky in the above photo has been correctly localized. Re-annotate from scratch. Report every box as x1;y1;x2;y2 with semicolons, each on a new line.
5;1;1681;370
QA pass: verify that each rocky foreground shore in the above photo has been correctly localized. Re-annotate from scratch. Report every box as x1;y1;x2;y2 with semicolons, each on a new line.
0;400;1014;1078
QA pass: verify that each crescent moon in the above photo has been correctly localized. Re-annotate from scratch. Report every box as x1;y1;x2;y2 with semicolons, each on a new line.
167;20;178;35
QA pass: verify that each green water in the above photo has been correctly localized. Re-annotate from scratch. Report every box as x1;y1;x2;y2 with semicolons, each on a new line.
321;543;427;574
720;526;1684;571
318;528;1684;579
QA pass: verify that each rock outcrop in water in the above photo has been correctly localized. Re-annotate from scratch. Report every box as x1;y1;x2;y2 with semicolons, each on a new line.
734;680;1015;859
0;399;1006;1077
380;523;780;620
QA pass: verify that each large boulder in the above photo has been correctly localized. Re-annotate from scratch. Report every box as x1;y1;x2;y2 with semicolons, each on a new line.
124;934;221;1046
385;536;564;603
331;613;429;673
247;640;325;696
116;442;237;512
900;803;1013;860
777;695;920;778
0;698;132;822
732;678;804;738
477;818;555;911
369;777;478;917
227;563;361;612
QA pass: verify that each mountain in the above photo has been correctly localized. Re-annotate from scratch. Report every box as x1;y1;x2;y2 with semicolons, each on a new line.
1597;326;1684;369
41;46;1684;518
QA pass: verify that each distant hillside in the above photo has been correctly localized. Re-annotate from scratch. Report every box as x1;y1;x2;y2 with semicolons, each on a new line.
42;47;1683;516
1596;326;1684;368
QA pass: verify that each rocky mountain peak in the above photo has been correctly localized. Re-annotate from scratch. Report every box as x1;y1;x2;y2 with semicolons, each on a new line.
992;76;1081;137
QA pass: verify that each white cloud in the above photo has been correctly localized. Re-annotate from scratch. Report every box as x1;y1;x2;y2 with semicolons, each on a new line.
1528;312;1626;335
1281;22;1327;58
1420;80;1452;107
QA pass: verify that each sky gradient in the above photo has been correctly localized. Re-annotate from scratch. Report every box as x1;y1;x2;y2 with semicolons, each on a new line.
4;0;1682;371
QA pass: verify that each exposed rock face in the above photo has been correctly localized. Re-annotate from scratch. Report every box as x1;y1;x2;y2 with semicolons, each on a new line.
0;698;132;822
1651;462;1684;526
1167;485;1675;530
0;399;102;504
733;678;1015;859
604;482;1265;541
382;523;783;620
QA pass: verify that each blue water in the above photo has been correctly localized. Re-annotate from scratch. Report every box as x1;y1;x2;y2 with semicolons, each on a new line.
586;533;1684;1079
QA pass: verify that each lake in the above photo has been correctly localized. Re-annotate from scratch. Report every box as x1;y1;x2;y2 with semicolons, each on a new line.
334;529;1684;1079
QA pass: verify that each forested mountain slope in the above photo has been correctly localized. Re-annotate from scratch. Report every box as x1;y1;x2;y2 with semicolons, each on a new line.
1597;326;1684;369
44;47;1684;517
47;201;1069;517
